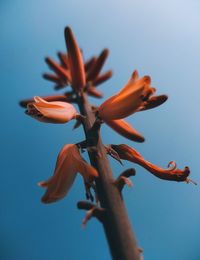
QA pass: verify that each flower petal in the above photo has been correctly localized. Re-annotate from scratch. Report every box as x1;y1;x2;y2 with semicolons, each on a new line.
99;84;145;120
27;96;77;124
39;144;78;203
110;144;190;182
104;119;145;142
98;71;156;120
39;144;98;203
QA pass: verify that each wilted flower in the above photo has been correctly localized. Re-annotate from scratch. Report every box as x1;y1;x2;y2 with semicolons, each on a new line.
26;96;78;124
109;144;191;182
39;144;98;203
98;70;166;121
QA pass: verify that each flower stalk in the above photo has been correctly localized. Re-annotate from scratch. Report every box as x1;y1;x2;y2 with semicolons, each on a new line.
76;91;141;260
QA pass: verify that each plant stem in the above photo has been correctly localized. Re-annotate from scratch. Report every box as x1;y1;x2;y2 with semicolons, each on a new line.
77;92;141;260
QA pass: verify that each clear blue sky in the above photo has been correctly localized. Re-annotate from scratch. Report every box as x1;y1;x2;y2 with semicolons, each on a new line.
1;0;200;259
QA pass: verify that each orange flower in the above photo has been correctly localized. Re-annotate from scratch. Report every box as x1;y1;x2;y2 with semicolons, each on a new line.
26;96;78;123
98;70;157;121
38;144;98;203
64;27;86;90
104;119;145;143
110;144;191;182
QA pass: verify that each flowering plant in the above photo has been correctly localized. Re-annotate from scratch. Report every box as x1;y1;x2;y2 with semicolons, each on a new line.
20;26;195;260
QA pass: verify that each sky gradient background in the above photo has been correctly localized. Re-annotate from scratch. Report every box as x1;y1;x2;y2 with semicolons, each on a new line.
1;0;200;259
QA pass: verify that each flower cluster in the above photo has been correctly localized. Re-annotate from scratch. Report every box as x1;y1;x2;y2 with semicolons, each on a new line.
20;26;193;204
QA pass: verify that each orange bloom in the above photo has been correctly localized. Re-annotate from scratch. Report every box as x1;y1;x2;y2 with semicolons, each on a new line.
39;144;98;203
64;27;86;90
104;119;145;143
98;70;157;121
110;144;190;182
26;96;78;124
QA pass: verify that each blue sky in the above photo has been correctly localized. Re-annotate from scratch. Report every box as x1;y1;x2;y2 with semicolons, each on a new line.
1;0;200;259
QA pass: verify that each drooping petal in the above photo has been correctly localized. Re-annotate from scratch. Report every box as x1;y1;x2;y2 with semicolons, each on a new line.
110;144;190;182
26;96;78;124
64;27;86;90
104;119;145;142
39;144;78;203
39;144;98;203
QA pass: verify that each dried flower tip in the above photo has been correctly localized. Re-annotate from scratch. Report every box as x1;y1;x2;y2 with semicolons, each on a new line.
185;178;197;185
77;201;106;227
105;145;123;165
114;169;135;193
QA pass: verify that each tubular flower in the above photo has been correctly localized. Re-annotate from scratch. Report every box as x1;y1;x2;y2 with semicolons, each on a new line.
110;144;191;182
98;70;163;121
104;119;145;143
64;27;86;90
38;144;98;203
26;96;78;124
